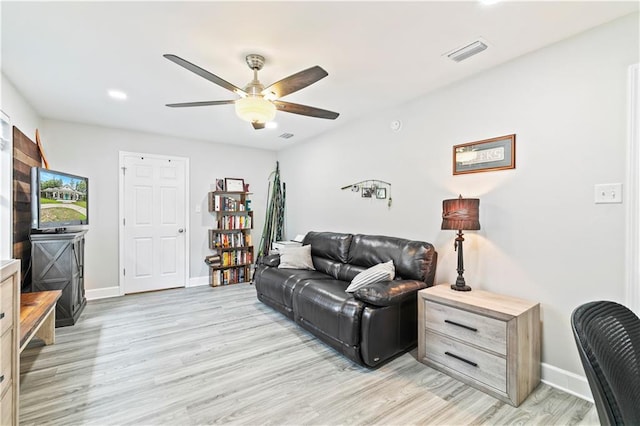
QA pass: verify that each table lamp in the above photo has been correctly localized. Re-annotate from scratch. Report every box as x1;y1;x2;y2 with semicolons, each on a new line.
441;195;480;291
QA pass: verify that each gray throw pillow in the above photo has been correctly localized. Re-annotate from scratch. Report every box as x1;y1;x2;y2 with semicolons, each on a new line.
278;245;315;270
346;260;395;293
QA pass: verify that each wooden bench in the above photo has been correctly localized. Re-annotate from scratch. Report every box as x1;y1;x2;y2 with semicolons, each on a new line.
20;290;62;352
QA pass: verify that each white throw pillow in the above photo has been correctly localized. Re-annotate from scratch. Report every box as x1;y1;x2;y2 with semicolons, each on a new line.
278;245;315;270
346;260;395;293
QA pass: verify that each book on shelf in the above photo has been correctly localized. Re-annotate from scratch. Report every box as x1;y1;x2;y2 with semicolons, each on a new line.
211;269;222;286
209;231;253;249
218;215;252;230
210;193;251;212
205;255;221;266
210;264;250;286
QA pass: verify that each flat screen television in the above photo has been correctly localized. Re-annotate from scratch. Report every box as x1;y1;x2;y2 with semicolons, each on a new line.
31;167;89;231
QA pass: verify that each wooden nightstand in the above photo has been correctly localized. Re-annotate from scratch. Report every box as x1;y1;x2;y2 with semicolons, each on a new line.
418;284;540;406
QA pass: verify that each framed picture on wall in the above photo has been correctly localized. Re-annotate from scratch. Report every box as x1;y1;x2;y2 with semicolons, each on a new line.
375;188;387;199
453;134;516;175
362;187;373;198
225;178;245;192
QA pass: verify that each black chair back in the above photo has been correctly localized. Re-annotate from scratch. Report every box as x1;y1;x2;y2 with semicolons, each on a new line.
571;301;640;425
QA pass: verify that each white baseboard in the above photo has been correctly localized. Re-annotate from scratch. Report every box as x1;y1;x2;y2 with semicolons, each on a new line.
187;275;209;287
86;277;208;299
541;362;593;403
86;286;121;300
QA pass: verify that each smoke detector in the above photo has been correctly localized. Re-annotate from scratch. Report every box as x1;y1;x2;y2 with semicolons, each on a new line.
445;39;489;62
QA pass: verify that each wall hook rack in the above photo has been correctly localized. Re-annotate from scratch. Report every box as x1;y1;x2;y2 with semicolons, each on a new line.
341;179;392;207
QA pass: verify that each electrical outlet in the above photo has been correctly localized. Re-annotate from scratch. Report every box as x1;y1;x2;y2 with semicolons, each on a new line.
594;183;623;204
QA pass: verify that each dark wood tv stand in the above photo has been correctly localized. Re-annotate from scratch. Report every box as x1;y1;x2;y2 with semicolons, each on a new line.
29;231;87;327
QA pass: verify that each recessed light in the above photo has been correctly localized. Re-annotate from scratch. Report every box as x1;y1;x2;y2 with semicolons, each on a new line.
265;122;278;129
108;89;127;100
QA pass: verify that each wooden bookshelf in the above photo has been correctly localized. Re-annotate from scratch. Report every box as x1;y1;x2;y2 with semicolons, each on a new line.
206;190;253;286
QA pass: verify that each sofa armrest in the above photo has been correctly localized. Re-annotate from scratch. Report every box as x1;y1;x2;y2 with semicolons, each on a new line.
258;254;281;267
353;279;427;307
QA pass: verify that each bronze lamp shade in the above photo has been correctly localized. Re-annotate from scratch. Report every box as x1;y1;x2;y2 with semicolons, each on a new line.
441;196;480;291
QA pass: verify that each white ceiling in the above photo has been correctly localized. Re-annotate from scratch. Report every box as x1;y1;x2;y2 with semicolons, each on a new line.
2;1;638;151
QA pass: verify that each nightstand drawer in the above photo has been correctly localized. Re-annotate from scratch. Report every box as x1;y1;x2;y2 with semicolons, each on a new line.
0;277;14;336
424;300;507;355
424;330;506;392
0;329;12;397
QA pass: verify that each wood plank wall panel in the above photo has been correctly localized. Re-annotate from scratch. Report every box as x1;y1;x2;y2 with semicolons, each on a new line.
12;127;41;289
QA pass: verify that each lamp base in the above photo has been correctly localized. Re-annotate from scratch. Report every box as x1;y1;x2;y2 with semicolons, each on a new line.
451;283;472;292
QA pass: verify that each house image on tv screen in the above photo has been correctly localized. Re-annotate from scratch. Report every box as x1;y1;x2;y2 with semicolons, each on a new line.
39;171;87;223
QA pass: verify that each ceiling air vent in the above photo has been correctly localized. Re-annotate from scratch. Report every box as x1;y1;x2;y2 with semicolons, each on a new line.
279;133;294;139
446;40;488;62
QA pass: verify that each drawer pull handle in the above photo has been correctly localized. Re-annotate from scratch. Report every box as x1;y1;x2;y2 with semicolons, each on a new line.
0;312;4;320
445;351;478;367
444;319;477;332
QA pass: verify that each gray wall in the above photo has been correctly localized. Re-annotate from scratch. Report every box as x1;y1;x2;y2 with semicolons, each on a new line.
276;13;639;384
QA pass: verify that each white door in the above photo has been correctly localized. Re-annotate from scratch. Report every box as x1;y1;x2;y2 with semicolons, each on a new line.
121;153;187;294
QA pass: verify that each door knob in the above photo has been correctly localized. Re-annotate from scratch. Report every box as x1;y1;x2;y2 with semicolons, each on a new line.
178;228;185;233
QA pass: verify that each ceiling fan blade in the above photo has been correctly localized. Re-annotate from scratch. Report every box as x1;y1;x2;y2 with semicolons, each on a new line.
166;100;235;108
164;54;246;96
273;101;339;120
252;122;266;130
262;66;328;99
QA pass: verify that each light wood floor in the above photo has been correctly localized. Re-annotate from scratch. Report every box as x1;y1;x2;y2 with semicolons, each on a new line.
20;284;597;425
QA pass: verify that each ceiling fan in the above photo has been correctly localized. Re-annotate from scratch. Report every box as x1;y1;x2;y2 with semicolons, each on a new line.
164;53;340;130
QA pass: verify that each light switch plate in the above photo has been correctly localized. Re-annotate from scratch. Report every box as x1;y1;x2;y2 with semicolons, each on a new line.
594;183;623;204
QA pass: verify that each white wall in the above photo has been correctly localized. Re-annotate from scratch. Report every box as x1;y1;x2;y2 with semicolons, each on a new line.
39;119;276;292
277;13;639;394
0;73;42;260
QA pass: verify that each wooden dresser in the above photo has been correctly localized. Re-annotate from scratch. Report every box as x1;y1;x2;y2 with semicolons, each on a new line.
418;284;540;406
0;260;19;425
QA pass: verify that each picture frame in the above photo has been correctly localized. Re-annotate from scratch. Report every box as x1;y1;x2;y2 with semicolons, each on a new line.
215;178;225;191
453;134;516;175
225;177;245;192
361;187;373;198
375;188;387;199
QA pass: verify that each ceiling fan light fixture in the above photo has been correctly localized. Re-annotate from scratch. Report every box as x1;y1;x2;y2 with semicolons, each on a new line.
235;96;276;123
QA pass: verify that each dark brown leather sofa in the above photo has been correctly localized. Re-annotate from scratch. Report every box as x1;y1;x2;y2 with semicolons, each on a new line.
254;231;438;368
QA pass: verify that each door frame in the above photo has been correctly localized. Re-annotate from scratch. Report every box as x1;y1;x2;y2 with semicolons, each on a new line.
627;64;640;314
118;151;190;296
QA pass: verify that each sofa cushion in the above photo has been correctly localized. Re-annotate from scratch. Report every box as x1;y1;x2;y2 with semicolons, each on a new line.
348;234;437;283
346;260;395;293
254;267;333;315
303;231;353;264
278;245;315;270
293;280;364;347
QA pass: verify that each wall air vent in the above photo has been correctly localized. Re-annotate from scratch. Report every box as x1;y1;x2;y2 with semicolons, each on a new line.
446;40;488;62
279;133;294;139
